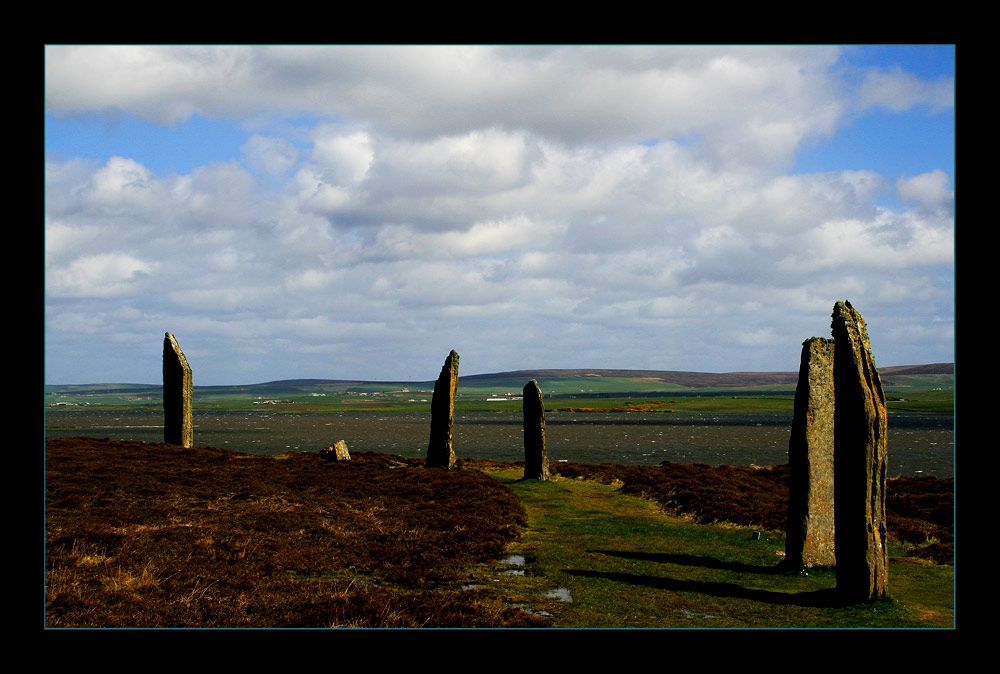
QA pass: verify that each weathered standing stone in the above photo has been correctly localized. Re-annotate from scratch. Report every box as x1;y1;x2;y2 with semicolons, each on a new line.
785;337;836;568
523;380;550;481
333;440;350;460
163;332;193;448
321;440;351;461
426;350;459;468
831;300;888;601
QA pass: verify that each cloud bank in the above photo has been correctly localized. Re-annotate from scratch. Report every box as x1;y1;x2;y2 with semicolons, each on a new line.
45;45;954;384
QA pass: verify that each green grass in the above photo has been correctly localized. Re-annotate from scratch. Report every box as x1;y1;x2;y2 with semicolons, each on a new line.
884;388;955;414
461;376;693;395
469;468;954;628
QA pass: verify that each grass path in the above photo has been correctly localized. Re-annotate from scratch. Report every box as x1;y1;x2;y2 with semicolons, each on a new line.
469;468;954;629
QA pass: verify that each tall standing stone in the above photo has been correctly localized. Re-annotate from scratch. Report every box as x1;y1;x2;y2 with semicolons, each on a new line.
785;337;836;568
523;380;550;481
426;350;459;468
163;332;193;448
831;300;888;601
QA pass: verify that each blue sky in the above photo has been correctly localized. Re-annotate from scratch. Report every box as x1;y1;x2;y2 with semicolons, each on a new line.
46;113;254;176
45;45;955;385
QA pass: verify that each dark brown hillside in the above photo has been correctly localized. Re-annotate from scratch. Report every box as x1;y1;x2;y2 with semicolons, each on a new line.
45;437;545;628
877;363;953;376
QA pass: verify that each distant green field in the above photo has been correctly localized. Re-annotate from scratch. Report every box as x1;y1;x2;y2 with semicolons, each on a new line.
44;371;953;416
461;375;693;395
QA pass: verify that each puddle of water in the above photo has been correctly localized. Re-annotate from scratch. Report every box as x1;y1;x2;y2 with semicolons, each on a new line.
545;587;572;603
516;605;553;617
500;555;526;566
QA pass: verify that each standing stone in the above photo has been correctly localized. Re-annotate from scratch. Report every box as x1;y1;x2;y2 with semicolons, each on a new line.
785;337;836;567
333;440;350;460
321;440;351;461
523;380;550;481
831;300;888;601
163;332;193;448
426;350;459;468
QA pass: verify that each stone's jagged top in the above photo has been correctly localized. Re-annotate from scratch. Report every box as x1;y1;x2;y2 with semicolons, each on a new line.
163;332;193;448
831;301;885;404
164;332;191;371
522;379;550;481
426;350;459;469
830;300;889;601
445;351;459;375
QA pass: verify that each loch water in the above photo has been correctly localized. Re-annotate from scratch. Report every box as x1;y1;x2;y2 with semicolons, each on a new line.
45;409;954;478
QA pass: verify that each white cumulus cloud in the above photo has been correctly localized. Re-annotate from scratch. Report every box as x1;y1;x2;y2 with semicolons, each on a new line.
43;45;955;383
897;169;953;209
857;67;954;113
48;252;155;298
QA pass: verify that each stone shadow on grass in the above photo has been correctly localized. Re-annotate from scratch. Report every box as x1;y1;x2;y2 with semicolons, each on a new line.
591;549;787;574
565;568;844;607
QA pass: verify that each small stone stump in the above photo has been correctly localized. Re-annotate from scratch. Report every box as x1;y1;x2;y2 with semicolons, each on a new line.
831;300;888;601
321;440;351;461
785;337;836;568
426;350;459;469
162;332;193;448
522;380;550;481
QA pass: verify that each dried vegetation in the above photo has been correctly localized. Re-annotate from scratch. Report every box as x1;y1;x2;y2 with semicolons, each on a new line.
46;436;953;628
45;437;546;628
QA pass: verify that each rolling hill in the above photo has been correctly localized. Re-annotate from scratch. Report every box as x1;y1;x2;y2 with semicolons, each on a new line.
45;363;954;399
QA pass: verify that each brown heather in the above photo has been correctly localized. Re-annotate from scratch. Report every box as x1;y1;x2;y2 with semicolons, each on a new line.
46;437;952;628
45;437;546;628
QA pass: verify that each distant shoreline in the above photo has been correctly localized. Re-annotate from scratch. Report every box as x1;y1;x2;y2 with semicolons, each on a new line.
44;362;955;390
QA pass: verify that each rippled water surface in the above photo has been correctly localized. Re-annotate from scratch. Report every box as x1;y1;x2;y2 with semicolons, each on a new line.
45;410;954;478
